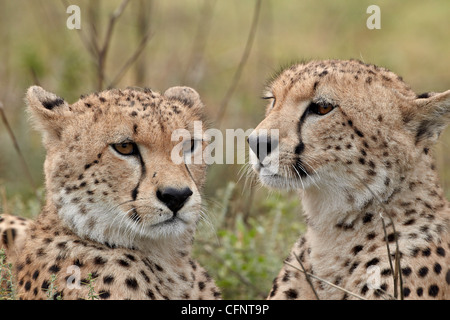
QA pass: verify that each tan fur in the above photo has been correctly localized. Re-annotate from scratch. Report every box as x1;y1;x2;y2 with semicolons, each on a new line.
250;60;450;299
0;214;32;261
11;86;220;300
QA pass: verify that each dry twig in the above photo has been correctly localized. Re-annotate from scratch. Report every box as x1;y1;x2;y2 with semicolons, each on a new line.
0;102;40;202
97;0;130;90
344;167;404;300
216;0;262;124
284;260;367;300
107;29;153;88
294;254;320;300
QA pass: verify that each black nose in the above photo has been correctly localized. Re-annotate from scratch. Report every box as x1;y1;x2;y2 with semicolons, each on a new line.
156;187;193;213
247;135;276;162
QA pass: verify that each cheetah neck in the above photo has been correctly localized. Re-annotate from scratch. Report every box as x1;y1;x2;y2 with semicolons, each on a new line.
301;155;449;245
35;202;195;259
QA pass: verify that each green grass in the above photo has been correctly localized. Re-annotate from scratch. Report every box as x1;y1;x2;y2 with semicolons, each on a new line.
0;249;17;300
0;0;449;300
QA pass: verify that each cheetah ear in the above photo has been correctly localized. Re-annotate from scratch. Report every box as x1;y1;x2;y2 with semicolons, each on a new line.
26;86;70;142
164;86;204;109
410;90;450;144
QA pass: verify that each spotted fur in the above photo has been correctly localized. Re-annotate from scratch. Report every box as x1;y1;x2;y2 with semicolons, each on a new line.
249;59;450;300
11;86;220;300
0;214;32;263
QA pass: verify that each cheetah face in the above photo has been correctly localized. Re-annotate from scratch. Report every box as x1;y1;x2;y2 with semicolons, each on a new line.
249;60;450;206
27;86;208;248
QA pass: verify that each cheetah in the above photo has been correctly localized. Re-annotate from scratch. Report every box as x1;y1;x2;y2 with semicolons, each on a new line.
1;214;32;293
0;214;32;263
9;85;221;300
248;59;450;300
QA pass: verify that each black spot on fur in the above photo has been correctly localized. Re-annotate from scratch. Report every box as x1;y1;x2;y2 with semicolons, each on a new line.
365;258;379;268
422;247;431;256
146;289;156;299
284;288;298;299
24;281;32;291
366;232;376;240
355;129;364;138
125;254;136;262
103;275;114;285
360;285;369;295
403;287;411;297
428;285;439;297
362;213;373;224
436;247;445;257
117;259;130;268
42;98;65;110
433;263;442;275
1;228;16;248
418;267;429;277
417;92;431;99
48;264;61;274
313;81;319;91
94;256;108;265
416;287;423;297
32;270;40;280
125;277;139;290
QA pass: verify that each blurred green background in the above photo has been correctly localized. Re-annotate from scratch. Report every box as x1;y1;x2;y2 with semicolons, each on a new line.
0;0;449;299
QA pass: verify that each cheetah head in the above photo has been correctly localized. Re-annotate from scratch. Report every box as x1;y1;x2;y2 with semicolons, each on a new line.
249;60;450;214
27;85;208;249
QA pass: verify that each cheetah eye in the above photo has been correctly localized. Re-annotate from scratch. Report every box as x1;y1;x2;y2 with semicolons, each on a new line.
112;142;138;156
309;102;335;116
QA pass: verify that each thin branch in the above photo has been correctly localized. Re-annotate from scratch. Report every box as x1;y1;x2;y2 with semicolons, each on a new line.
97;0;130;90
284;260;367;300
343;166;404;300
380;215;397;297
60;0;99;59
107;30;153;88
0;102;40;202
134;0;152;84
181;0;217;85
294;254;320;300
216;0;262;125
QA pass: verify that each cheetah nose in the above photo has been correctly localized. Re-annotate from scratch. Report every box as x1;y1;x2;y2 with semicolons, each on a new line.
247;134;277;163
156;187;193;214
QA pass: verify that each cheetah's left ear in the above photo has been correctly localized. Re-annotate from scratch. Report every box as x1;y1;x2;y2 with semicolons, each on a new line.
164;86;204;109
26;86;70;143
410;90;450;143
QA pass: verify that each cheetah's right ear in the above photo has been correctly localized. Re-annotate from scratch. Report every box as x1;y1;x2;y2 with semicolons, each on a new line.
411;89;450;144
26;86;70;142
164;86;204;109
